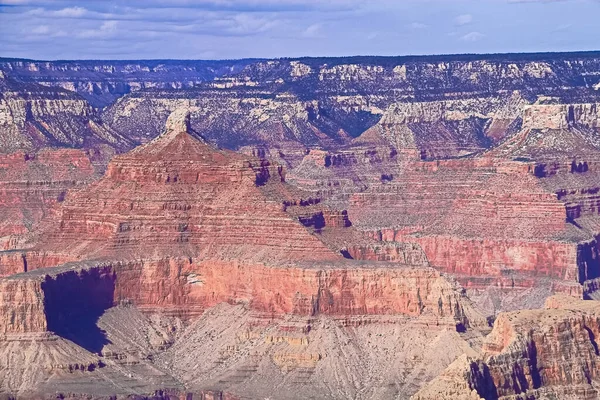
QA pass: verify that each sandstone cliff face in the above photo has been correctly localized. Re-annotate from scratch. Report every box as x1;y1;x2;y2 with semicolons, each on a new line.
4;54;600;109
0;148;100;250
2;53;600;159
0;74;129;153
1;257;482;331
0;255;488;398
415;296;600;400
113;257;479;327
0;277;46;334
344;155;592;288
26;110;337;263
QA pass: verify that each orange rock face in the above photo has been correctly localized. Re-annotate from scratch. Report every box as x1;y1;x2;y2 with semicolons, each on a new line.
0;258;481;336
0;111;483;337
416;295;600;399
31;110;337;264
345;154;600;294
0;148;98;250
116;258;475;323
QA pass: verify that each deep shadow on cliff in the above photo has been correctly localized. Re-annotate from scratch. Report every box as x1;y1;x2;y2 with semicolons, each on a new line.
42;268;116;353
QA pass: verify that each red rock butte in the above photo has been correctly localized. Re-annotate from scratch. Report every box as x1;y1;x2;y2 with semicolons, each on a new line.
18;109;339;267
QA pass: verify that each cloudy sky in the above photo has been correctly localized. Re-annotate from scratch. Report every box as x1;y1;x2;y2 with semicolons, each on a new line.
0;0;598;60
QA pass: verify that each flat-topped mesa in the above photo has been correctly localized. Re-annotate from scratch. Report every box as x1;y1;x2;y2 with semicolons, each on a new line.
27;109;339;263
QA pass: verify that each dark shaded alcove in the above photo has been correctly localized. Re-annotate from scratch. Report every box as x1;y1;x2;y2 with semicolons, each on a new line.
298;212;326;231
42;268;116;354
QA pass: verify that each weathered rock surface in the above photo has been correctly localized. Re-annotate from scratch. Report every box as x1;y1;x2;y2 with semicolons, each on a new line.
0;257;485;399
0;148;100;251
3;52;600;399
23;110;337;263
415;295;600;400
0;72;129;153
0;109;491;399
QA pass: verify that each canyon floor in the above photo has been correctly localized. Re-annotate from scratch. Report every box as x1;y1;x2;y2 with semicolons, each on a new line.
1;53;600;399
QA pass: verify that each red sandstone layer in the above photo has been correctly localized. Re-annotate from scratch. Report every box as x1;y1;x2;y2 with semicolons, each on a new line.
0;258;485;336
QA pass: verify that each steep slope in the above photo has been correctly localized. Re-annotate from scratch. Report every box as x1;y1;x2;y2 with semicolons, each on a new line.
0;109;490;399
0;258;487;398
0;72;132;242
100;52;600;158
415;296;600;400
0;71;129;153
19;109;336;265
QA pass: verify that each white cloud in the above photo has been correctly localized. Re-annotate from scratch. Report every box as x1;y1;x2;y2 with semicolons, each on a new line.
302;23;322;38
455;14;473;26
53;6;86;18
27;6;88;19
31;25;50;34
77;20;118;38
408;22;428;29
461;31;484;42
228;13;279;35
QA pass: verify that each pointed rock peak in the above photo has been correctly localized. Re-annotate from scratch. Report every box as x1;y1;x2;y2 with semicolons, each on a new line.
165;108;191;134
129;107;215;159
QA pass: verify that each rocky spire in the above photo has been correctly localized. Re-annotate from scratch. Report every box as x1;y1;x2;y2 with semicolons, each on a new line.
165;108;191;133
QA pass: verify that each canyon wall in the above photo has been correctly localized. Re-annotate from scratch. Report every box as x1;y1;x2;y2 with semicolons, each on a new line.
0;73;129;153
415;295;600;400
4;53;600;157
0;257;483;337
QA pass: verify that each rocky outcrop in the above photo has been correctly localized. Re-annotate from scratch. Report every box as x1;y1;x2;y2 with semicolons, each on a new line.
0;148;100;250
25;110;338;263
343;242;429;265
0;73;129;153
346;156;591;287
357;93;525;159
116;258;481;327
0;257;481;330
0;263;115;336
415;296;600;400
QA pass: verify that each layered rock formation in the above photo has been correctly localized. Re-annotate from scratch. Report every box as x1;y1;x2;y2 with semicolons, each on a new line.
0;257;485;398
0;148;100;251
24;109;337;263
0;58;256;107
0;109;490;398
3;52;600;399
414;295;600;400
0;72;129;153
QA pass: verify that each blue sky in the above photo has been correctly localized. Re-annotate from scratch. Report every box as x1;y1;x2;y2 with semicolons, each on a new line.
0;0;598;60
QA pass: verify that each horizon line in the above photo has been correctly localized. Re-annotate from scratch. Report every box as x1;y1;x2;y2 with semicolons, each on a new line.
2;49;600;63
